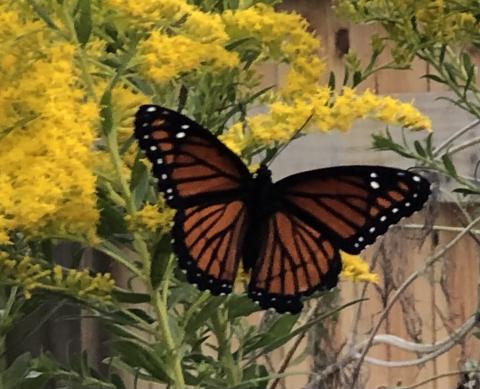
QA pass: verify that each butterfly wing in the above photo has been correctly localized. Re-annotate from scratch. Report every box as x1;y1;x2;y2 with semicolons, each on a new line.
248;166;430;313
276;166;431;254
135;105;252;294
248;210;342;313
134;105;251;209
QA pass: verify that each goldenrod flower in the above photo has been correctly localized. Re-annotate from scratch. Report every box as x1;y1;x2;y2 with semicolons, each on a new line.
0;253;114;303
340;252;379;283
125;202;174;234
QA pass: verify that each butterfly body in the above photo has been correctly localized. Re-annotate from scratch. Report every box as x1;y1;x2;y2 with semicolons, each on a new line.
135;104;431;314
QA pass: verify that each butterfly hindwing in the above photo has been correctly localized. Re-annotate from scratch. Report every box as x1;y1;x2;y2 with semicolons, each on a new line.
134;105;251;209
173;200;247;295
276;166;431;254
248;211;342;313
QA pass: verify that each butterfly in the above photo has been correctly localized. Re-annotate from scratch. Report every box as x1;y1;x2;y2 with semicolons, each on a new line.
134;104;431;314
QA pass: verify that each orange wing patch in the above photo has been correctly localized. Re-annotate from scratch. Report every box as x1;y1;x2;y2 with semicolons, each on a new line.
174;200;247;295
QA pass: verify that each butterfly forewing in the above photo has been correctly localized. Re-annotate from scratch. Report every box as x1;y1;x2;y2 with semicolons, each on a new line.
248;211;342;313
134;105;251;209
276;166;431;254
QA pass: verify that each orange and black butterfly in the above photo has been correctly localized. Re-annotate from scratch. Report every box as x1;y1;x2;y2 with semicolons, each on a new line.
134;105;431;314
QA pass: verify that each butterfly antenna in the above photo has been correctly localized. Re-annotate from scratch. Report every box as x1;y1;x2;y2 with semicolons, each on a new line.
265;114;313;167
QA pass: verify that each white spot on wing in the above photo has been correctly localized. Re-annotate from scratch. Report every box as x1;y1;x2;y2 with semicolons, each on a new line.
370;172;378;178
358;237;364;242
166;188;173;194
392;208;399;213
161;174;167;180
181;124;189;129
405;202;411;207
413;175;421;182
150;146;157;151
369;227;375;233
176;132;186;139
146;106;157;112
380;216;387;222
370;181;380;189
156;158;163;164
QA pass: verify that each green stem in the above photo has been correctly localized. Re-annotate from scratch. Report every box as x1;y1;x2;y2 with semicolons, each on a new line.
61;3;97;101
212;309;240;386
152;289;185;389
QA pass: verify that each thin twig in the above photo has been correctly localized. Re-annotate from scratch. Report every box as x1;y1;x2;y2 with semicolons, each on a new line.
395;224;480;235
353;315;477;367
348;214;480;389
393;369;480;389
440;135;480;157
432;119;480;156
354;315;477;354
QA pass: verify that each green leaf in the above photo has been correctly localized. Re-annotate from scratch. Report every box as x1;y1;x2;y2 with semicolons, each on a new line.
74;0;92;46
130;158;150;209
463;54;475;96
342;67;350;86
185;296;226;334
225;37;255;51
328;71;336;90
421;74;445;84
244;314;298;354
453;187;480;196
352;70;362;87
413;140;426;157
150;235;172;289
111;373;127;389
240;364;269;389
425;133;433;158
100;90;114;136
248;298;364;358
2;353;31;389
112;289;150;304
27;0;61;31
97;196;128;237
442;153;457;177
444;62;458;84
226;294;262;319
439;44;447;64
110;339;172;383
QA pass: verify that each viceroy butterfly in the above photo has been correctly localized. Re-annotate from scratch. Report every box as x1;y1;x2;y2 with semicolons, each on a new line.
134;105;431;314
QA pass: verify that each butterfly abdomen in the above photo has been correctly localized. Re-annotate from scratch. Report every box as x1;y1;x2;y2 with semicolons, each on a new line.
242;165;279;271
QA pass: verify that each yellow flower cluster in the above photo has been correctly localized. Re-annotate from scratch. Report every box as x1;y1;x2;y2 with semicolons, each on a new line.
219;5;431;155
222;86;431;153
415;0;477;43
125;202;174;234
0;252;114;302
0;5;99;244
337;0;478;45
340;252;379;283
52;264;115;302
105;0;194;27
138;32;239;84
